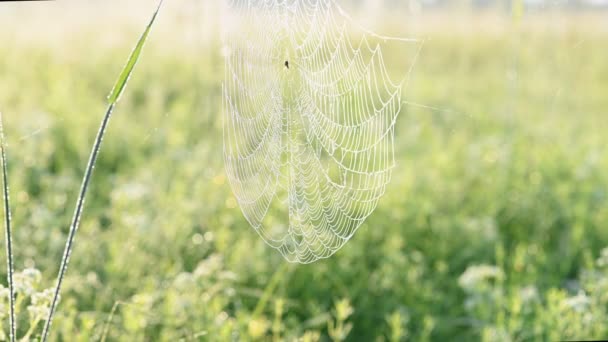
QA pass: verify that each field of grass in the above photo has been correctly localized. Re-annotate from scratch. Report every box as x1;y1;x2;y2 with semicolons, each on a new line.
1;2;608;341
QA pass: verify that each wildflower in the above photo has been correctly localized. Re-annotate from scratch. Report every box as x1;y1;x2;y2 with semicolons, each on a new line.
334;299;353;322
458;264;504;292
481;326;510;342
248;317;270;339
519;285;539;304
173;272;196;290
562;291;590;313
0;284;9;301
596;247;608;268
14;268;42;296
27;288;56;321
300;331;321;342
194;254;223;278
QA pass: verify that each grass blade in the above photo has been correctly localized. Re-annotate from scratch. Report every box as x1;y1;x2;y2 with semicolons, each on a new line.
40;2;164;340
107;0;163;105
0;113;16;342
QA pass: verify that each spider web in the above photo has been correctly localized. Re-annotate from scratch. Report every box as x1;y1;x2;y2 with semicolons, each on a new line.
223;0;420;263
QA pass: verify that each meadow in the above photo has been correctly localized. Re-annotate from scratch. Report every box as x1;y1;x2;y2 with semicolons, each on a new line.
1;2;608;341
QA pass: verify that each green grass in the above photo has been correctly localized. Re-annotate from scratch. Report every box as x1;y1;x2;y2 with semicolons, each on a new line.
39;2;162;340
1;10;608;341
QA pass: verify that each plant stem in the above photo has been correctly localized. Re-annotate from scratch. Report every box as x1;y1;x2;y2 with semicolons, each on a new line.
40;1;163;339
0;113;17;342
100;300;126;342
21;317;42;342
41;103;115;341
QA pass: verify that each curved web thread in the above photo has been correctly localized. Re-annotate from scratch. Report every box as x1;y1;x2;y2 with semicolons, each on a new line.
223;0;420;263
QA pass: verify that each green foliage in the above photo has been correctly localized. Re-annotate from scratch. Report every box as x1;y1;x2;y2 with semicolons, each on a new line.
0;12;607;342
328;299;353;341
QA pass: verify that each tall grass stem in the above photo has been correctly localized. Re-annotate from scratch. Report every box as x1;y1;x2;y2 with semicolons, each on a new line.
40;1;163;340
0;113;16;342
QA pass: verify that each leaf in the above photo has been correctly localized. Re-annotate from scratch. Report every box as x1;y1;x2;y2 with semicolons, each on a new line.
107;0;164;104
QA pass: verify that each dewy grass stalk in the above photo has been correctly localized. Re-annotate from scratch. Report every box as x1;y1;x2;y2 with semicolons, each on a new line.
40;1;164;340
1;113;17;342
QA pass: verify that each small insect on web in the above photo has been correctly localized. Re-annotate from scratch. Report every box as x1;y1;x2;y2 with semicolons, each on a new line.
223;0;421;263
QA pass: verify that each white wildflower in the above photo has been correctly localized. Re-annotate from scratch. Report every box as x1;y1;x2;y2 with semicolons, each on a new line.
482;326;511;342
27;288;56;321
519;285;538;304
0;284;9;300
596;247;608;268
14;268;42;296
563;291;590;313
458;264;504;292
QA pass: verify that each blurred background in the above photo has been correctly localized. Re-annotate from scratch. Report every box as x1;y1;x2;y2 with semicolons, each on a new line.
0;0;607;340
